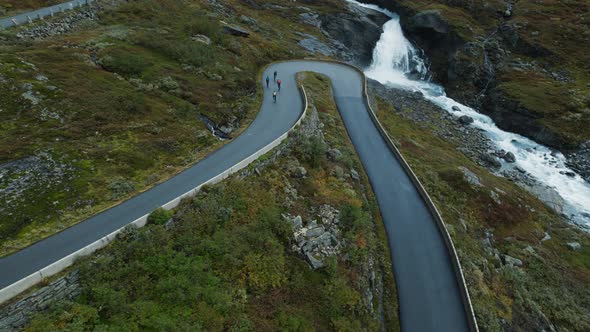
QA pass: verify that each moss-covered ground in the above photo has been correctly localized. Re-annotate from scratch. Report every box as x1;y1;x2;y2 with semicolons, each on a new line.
23;72;399;331
373;95;590;331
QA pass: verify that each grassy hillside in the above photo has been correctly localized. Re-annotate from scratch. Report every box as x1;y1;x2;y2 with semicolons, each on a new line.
0;0;343;255
373;95;590;331
23;73;399;331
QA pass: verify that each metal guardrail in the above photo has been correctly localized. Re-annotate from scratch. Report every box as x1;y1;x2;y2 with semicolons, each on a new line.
0;0;97;29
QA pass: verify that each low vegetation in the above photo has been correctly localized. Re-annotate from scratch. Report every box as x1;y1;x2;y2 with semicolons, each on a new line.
0;0;343;255
373;96;590;331
24;73;399;331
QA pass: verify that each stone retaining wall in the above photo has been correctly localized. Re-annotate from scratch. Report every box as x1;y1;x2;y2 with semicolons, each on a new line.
0;271;80;331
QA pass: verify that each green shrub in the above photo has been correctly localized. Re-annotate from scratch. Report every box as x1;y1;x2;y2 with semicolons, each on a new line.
148;207;172;225
100;53;151;76
296;136;326;168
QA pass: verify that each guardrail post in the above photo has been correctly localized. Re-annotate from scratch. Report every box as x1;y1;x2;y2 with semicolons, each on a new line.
50;9;54;17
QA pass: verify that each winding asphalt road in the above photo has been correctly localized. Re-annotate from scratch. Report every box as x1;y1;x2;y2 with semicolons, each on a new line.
0;0;95;29
0;61;469;331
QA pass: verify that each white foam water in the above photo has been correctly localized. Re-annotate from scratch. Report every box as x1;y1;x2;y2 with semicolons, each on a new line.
347;0;590;227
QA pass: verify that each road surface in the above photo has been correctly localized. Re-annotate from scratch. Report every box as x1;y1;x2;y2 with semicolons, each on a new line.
0;61;470;331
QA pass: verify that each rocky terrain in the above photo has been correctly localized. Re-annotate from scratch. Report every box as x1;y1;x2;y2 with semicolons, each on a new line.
360;0;590;179
368;80;573;221
8;72;398;331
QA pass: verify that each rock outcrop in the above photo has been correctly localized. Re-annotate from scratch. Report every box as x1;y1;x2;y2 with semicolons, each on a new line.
283;204;343;269
319;4;389;66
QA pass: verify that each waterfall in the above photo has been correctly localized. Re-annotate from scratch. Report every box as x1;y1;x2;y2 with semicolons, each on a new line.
347;0;590;227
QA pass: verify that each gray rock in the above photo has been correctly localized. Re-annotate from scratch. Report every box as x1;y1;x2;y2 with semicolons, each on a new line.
327;148;342;161
481;154;501;169
191;34;211;45
458;115;474;125
502;254;523;267
222;24;249;37
299;12;321;27
523;246;536;254
350;168;360;181
525;184;565;214
305;226;325;238
408;10;449;34
459;166;482;187
164;218;175;230
504;151;516;163
292;215;303;229
239;15;258;27
306;252;325;269
452;105;462;112
299;37;334;56
566;242;581;251
292;166;307;178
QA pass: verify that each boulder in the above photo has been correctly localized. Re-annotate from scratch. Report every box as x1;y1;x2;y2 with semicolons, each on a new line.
481;154;501;169
459;166;482;187
566;242;581;251
292;166;307;178
299;12;321;27
327;148;342;161
239;15;258;27
350;168;360;181
502;254;523;267
222;24;249;37
191;34;211;45
452;105;462;112
299;37;334;56
306;252;325;269
458;115;474;125
305;226;325;238
504;151;516;163
408;10;449;34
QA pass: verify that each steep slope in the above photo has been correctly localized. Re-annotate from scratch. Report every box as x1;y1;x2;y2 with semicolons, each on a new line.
364;0;590;156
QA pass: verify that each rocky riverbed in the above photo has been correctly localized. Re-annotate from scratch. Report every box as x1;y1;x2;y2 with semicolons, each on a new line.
368;79;573;221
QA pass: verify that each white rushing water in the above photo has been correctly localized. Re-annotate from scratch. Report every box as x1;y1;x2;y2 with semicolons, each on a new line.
347;0;590;227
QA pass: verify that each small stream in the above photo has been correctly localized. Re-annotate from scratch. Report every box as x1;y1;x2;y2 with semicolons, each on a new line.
348;0;590;227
